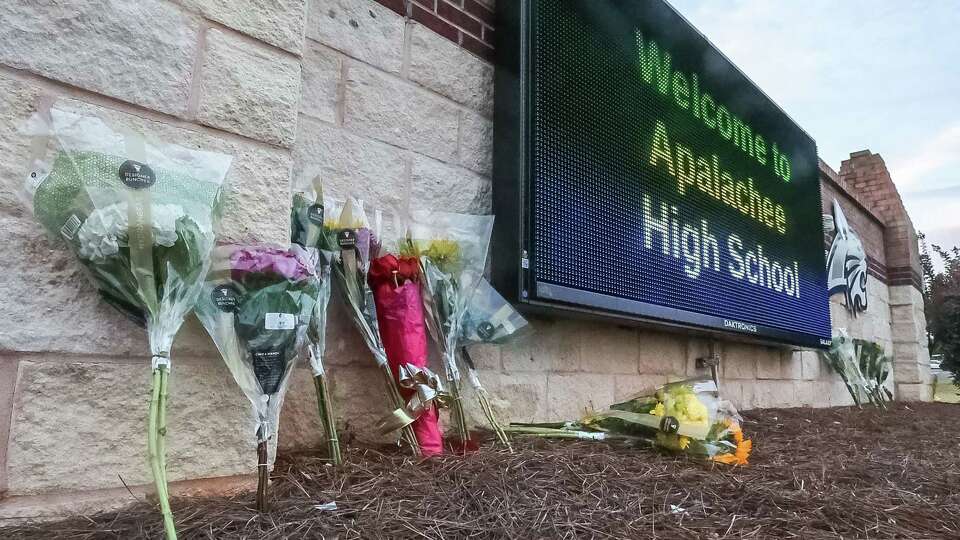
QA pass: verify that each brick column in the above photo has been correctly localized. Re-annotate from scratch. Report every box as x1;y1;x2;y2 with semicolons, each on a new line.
839;151;932;400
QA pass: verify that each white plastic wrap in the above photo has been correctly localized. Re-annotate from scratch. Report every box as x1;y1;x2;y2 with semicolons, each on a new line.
21;104;230;366
194;244;319;446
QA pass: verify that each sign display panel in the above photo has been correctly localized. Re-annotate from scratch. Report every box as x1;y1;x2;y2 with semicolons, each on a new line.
493;0;833;348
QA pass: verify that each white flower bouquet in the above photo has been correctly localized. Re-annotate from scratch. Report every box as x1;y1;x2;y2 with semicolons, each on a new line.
21;105;231;540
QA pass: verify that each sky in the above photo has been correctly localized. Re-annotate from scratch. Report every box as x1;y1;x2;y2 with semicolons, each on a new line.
670;0;960;264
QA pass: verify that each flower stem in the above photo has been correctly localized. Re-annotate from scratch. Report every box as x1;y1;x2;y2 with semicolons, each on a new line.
148;367;176;540
448;379;471;449
313;374;342;465
256;439;269;512
476;389;512;451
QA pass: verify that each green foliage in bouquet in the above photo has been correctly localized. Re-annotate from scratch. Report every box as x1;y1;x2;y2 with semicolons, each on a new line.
820;333;893;408
290;188;342;464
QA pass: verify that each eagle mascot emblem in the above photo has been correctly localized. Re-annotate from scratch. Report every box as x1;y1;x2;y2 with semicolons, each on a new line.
826;200;868;315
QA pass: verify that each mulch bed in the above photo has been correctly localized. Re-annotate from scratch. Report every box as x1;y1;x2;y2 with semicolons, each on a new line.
4;402;960;539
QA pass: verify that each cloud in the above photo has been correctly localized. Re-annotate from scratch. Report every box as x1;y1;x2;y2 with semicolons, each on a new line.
889;122;960;189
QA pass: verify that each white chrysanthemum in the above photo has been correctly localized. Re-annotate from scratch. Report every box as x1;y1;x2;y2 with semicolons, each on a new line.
76;202;196;262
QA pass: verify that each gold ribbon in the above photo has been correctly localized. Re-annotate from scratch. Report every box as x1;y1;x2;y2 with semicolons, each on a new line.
376;364;451;434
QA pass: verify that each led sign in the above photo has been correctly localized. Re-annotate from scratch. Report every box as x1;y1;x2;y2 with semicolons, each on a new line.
493;0;832;348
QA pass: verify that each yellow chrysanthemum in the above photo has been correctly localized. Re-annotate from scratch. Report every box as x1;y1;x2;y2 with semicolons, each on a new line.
424;239;461;272
649;402;665;417
660;390;709;426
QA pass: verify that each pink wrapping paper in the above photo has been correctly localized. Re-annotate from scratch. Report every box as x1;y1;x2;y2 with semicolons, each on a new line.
372;276;444;455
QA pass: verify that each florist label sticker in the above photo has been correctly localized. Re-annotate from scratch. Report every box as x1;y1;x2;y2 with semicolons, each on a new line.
118;160;156;189
211;284;240;312
307;204;325;225
337;229;357;249
265;312;296;330
252;348;285;394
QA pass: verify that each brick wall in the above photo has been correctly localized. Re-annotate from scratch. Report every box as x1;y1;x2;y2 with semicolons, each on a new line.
0;0;928;519
373;0;496;61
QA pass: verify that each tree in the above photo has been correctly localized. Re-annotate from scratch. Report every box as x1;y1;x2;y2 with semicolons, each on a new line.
920;232;960;384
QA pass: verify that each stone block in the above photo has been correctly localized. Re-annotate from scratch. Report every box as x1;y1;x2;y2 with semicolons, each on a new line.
6;359;252;496
0;0;199;116
780;350;803;380
545;373;614;421
756;347;782;379
888;285;922;307
828;380;855;407
753;380;796;408
300;40;342;123
463;343;501;370
684;338;711;376
293;115;408;209
794;380;815;406
0;214;150;356
197;29;301;147
288;364;392;445
637;330;686;375
718;380;745;410
893;361;925;385
306;0;404;74
614;374;667;403
579;324;639;375
0;75;43;216
891;321;921;342
0;358;18;492
344;64;459;162
800;350;821;380
410;155;492;214
896;382;933;402
276;366;326;452
722;342;758;379
179;0;306;54
458;111;493;176
892;341;919;363
408;24;494;116
461;370;548;425
502;317;579;373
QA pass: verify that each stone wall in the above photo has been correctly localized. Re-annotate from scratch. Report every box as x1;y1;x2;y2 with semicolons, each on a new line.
0;0;929;519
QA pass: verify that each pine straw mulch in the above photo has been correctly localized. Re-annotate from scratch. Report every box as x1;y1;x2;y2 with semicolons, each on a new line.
4;402;960;539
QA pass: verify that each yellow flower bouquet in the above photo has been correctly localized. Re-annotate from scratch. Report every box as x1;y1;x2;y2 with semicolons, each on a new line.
508;378;752;466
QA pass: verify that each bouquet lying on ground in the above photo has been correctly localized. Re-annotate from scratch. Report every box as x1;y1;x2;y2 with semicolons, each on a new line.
820;330;893;408
458;277;532;449
290;181;340;464
195;245;318;511
318;196;420;455
507;378;752;465
400;211;494;449
21;106;231;539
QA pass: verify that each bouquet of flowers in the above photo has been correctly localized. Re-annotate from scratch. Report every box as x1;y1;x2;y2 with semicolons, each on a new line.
401;211;494;448
507;378;752;466
194;245;319;511
290;180;341;464
458;277;531;449
318;196;420;455
368;253;447;455
820;330;893;408
21;106;231;539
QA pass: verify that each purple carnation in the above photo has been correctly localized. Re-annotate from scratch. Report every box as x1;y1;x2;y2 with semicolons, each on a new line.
230;247;312;282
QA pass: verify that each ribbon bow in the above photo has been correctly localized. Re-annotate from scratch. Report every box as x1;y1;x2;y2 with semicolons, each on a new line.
377;364;450;434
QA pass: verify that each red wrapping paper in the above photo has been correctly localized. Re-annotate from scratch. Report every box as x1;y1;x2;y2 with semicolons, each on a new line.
369;255;443;455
